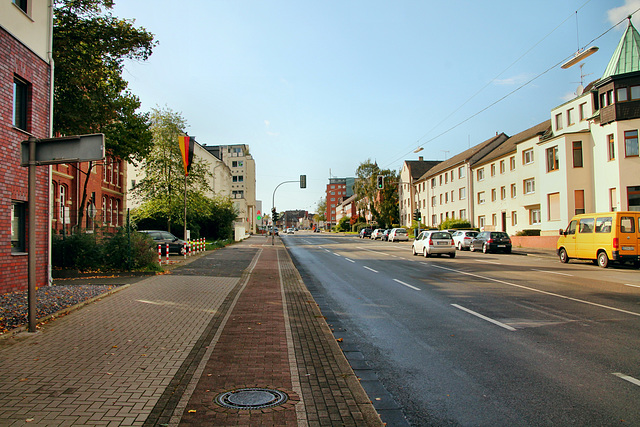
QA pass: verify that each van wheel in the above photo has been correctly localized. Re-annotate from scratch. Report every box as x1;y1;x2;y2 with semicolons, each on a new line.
558;248;569;263
597;251;609;268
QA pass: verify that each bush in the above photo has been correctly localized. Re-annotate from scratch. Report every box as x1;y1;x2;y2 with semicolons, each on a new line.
439;219;472;230
52;232;102;271
516;229;541;236
102;229;158;270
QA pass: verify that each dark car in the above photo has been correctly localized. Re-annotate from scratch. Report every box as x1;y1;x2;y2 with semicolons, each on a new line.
470;231;512;253
139;230;186;254
359;228;373;238
381;229;391;241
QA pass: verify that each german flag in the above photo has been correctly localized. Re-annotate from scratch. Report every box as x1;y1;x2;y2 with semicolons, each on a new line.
178;135;195;175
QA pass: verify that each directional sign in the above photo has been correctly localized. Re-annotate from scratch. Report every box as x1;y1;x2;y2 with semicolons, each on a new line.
21;133;105;166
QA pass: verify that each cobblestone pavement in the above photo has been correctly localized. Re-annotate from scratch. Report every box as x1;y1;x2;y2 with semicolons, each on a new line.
0;237;382;426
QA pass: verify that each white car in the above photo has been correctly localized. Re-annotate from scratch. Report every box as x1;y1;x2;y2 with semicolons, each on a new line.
412;230;456;258
371;229;384;240
286;228;295;234
388;228;408;242
451;230;478;250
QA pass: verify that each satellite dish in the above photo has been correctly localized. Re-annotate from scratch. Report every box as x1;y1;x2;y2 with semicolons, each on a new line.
576;85;584;96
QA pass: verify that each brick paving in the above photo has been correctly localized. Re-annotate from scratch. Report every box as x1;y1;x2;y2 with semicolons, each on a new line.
0;237;383;426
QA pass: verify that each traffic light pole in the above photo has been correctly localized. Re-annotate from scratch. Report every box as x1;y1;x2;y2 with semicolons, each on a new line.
271;177;306;245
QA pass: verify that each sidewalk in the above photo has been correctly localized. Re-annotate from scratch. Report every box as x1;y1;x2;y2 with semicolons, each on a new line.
0;237;383;426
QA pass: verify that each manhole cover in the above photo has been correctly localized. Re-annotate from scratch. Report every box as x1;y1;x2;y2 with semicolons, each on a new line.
215;388;289;410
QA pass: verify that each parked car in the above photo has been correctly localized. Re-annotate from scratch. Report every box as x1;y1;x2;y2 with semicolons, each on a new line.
451;230;478;250
470;231;512;253
412;230;456;258
139;230;186;254
371;229;384;240
381;229;391;241
388;228;409;242
286;228;295;234
359;228;373;238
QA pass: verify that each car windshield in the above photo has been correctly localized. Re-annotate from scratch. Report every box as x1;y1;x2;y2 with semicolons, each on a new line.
431;232;451;239
467;231;478;237
492;232;509;238
395;229;407;233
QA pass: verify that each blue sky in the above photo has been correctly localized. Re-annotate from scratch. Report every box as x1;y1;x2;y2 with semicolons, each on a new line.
113;0;636;213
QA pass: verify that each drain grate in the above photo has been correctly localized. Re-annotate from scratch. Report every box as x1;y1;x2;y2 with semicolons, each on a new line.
215;388;289;410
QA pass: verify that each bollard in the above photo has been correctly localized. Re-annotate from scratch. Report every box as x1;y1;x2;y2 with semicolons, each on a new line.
166;243;169;264
188;241;191;257
183;241;187;259
158;244;161;264
203;237;206;252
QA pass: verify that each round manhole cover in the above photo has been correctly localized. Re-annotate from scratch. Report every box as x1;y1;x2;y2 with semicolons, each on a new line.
215;388;289;410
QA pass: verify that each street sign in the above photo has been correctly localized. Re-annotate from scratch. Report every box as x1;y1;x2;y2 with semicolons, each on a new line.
21;133;105;166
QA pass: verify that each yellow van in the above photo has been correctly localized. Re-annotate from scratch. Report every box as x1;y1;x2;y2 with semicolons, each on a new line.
557;211;640;268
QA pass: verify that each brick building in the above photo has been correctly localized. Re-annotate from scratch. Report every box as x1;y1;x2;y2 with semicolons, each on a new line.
1;1;53;293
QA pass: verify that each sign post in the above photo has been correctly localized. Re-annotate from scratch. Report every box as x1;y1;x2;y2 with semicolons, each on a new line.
21;134;104;332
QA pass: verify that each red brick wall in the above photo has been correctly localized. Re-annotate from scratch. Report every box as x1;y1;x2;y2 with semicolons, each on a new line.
510;235;559;250
0;28;51;293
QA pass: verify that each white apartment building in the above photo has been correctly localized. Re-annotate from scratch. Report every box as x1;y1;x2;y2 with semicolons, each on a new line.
398;158;440;227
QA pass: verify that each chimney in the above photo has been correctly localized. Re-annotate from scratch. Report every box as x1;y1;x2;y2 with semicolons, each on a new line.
419;156;423;161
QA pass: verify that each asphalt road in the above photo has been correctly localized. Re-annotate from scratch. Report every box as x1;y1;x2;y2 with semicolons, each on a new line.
283;232;640;426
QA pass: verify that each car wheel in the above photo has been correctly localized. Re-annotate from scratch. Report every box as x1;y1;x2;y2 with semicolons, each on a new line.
412;246;417;256
457;242;462;251
559;248;569;263
450;252;456;258
470;244;475;252
597;251;609;268
423;248;430;258
483;243;489;254
504;247;512;254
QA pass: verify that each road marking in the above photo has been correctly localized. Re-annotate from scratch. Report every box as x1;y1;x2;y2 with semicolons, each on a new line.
613;372;640;387
345;258;355;263
324;249;332;253
393;279;421;291
624;284;640;289
363;266;379;273
333;252;341;257
433;265;640;318
475;260;502;265
357;247;390;256
531;269;574;277
452;304;517;331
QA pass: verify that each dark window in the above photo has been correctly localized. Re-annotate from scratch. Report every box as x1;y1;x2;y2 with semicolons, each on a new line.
625;130;639;157
11;201;26;253
572;141;583;167
578;218;594;233
546;146;559;172
13;77;29;131
13;0;28;13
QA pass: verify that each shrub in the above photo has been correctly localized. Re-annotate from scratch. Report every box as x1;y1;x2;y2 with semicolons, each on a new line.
516;229;541;236
439;219;472;230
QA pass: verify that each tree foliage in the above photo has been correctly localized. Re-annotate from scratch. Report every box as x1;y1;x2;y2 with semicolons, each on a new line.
353;159;399;228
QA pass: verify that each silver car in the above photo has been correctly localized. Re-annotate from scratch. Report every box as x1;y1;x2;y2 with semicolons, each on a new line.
412;230;456;258
451;230;478;250
388;228;408;242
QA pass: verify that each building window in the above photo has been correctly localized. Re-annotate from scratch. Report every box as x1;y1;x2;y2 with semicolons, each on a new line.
491;188;496;202
524;178;535;194
555;113;563;130
477;191;485;204
501;186;506;200
13;77;29;131
431;178;436;188
478;216;485;228
530;209;541;225
451;190;454;202
572;141;583;168
451;170;454;181
459;187;466;200
632;86;640;100
490;164;496;177
477;168;485;181
575;189;585;215
59;185;67;223
499;160;505;174
511;211;517;226
511;183;517;198
11;201;26;253
440;194;443;205
617;87;628;102
102;196;107;223
492;213;497;226
458;166;465;179
546;146;559;172
13;0;28;13
459;209;466;219
431;196;436;207
579;102;587;121
567;108;575;125
548;193;560;221
610;188;617;211
523;149;534;165
445;192;449;203
445;173;448;184
113;162;120;186
113;199;119;227
510;156;516;170
608;134;615;160
624;130;639;157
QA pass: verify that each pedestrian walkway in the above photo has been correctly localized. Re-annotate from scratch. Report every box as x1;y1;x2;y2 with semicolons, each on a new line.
0;237;382;426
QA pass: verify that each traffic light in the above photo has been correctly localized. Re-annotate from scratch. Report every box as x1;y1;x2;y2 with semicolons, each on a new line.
377;175;384;189
413;209;421;222
271;207;277;222
300;174;306;189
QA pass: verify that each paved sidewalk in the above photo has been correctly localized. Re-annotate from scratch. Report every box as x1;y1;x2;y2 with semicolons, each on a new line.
0;237;382;426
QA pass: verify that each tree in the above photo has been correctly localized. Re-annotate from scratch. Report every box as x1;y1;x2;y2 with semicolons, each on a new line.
352;160;399;227
53;0;157;229
315;198;326;223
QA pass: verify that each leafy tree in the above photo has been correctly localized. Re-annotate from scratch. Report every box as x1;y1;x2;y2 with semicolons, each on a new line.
53;0;157;229
353;159;399;228
315;198;326;223
336;216;351;232
131;107;213;235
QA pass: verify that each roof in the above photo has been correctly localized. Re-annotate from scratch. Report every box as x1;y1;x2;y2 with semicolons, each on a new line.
476;120;551;165
602;20;640;80
418;133;509;179
404;160;442;180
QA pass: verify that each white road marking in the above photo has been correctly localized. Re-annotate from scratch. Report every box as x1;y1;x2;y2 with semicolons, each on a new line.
434;265;640;318
333;252;341;257
345;258;355;263
452;304;517;331
324;249;332;253
624;284;640;288
531;269;574;277
475;260;502;265
613;372;640;387
393;279;421;291
357;247;390;256
363;266;379;273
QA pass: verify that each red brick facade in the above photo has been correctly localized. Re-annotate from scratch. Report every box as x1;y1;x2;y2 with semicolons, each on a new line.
51;156;126;235
1;27;52;294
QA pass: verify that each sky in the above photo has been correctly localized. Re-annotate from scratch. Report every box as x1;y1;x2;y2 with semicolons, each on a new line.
112;0;638;213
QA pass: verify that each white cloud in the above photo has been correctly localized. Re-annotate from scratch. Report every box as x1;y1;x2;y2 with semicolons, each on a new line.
264;119;279;137
608;0;640;26
264;119;270;127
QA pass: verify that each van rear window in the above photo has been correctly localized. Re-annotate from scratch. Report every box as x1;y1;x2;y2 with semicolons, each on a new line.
578;218;594;233
595;217;612;233
620;216;635;233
